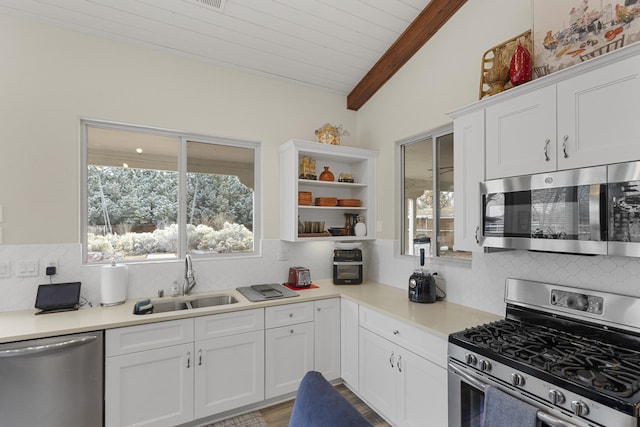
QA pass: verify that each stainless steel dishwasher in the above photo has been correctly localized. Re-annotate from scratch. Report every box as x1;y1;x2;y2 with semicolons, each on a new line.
0;330;104;426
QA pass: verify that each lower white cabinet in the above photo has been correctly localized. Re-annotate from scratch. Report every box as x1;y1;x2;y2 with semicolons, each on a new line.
314;298;341;381
340;297;359;390
106;309;264;427
358;308;448;427
105;319;195;427
265;302;315;399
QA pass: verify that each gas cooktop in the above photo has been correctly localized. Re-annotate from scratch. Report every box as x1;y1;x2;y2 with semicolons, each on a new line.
451;317;640;401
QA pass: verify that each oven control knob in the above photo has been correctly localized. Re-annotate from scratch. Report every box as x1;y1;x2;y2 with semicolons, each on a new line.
571;400;589;417
510;373;525;387
548;389;565;405
465;354;477;366
479;360;491;371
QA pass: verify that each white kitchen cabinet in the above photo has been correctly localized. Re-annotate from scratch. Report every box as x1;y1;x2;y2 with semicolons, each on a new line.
485;85;557;179
194;309;265;419
484;50;640;180
105;319;195;427
453;109;485;252
265;302;315;399
340;297;359;390
358;307;448;427
314;298;341;381
279;139;378;242
556;53;640;170
106;310;265;427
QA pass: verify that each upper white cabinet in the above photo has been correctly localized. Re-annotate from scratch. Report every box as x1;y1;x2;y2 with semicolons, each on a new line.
482;47;640;180
279;139;378;242
453;109;485;253
557;53;640;169
485;85;557;179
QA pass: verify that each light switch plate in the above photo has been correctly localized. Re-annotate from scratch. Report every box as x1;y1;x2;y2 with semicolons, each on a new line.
16;260;38;277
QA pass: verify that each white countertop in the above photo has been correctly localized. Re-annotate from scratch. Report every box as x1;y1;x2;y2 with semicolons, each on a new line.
0;279;501;344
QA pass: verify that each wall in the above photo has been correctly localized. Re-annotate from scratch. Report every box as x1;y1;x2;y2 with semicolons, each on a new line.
359;0;640;315
0;13;356;244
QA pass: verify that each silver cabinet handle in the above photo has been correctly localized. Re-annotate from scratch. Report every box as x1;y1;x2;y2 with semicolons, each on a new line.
389;351;395;368
544;139;551;161
0;335;97;358
393;330;399;335
562;135;569;158
198;349;203;366
187;351;191;368
397;355;402;372
474;225;480;245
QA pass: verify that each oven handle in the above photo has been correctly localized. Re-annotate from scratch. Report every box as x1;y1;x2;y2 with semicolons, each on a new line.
448;362;584;427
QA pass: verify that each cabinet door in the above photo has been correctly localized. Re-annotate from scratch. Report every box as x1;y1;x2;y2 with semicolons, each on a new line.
557;54;640;170
396;350;448;427
314;298;341;381
194;330;265;418
340;298;359;390
105;343;194;427
265;322;314;399
485;85;557;179
453;109;485;252
359;328;397;424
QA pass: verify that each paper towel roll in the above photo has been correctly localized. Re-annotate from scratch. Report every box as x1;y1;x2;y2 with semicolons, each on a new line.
101;263;128;306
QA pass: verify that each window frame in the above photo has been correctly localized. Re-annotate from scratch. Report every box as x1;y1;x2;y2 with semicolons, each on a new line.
396;124;470;263
80;119;262;264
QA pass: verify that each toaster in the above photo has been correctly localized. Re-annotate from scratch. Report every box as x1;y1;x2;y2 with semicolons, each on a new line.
288;267;312;288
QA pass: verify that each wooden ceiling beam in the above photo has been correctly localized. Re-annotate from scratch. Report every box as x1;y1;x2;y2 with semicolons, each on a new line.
347;0;467;111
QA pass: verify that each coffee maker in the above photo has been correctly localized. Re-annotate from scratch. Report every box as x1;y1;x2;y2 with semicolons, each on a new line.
408;235;436;303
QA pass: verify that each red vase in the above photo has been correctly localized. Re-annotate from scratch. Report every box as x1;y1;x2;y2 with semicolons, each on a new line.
509;42;532;86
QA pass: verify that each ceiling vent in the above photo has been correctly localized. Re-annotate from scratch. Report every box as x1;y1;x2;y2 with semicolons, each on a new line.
192;0;226;12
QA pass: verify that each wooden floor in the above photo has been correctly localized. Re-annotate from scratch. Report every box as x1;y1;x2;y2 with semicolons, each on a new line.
260;384;391;427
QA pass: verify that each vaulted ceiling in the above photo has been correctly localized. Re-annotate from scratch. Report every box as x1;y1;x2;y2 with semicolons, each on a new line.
0;0;465;110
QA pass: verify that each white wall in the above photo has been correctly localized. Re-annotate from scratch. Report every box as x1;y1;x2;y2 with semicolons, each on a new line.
0;13;356;244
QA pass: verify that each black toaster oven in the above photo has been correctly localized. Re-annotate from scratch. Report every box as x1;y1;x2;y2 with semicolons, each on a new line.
332;249;362;285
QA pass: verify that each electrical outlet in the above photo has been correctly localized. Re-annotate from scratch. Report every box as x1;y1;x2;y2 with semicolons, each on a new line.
277;244;289;261
16;260;38;277
45;258;59;271
0;261;10;278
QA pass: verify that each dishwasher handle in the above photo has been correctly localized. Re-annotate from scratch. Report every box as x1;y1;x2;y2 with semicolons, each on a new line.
0;335;99;358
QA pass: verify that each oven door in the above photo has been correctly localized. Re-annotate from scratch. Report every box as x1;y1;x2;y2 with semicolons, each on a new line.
448;361;589;427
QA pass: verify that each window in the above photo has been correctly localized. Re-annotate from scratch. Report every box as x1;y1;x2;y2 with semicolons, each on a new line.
82;121;259;263
399;127;470;261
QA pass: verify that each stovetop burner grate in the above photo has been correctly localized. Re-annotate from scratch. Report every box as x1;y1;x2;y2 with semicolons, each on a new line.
454;319;640;399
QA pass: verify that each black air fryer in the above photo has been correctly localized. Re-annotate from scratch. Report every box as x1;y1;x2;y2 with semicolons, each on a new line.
408;236;436;303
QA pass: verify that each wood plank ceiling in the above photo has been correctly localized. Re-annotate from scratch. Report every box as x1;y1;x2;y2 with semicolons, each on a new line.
0;0;464;110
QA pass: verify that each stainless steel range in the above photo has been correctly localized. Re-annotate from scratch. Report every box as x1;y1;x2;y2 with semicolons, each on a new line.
448;278;640;427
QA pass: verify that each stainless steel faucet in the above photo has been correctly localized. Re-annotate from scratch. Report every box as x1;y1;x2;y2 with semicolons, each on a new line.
183;254;197;295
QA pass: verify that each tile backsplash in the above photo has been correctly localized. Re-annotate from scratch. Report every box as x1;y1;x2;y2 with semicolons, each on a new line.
2;239;640;315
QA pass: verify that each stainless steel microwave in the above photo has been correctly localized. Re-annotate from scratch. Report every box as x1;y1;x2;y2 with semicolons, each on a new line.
480;162;640;257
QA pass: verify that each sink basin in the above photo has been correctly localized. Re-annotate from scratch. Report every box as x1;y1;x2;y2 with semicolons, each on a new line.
189;295;238;308
151;300;191;313
148;294;238;314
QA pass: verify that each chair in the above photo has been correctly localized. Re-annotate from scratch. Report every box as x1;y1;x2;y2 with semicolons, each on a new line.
289;371;372;427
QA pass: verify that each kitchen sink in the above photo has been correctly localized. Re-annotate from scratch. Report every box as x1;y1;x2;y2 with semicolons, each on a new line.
189;295;238;308
138;294;239;314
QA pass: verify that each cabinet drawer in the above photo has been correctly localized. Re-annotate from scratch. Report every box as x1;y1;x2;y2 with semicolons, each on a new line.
106;319;194;357
359;306;447;368
195;308;264;340
265;302;314;329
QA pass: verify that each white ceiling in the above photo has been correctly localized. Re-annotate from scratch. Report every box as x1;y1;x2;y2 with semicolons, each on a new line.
0;0;431;94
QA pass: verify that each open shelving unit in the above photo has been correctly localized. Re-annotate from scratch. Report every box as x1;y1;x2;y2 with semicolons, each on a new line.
279;139;378;242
